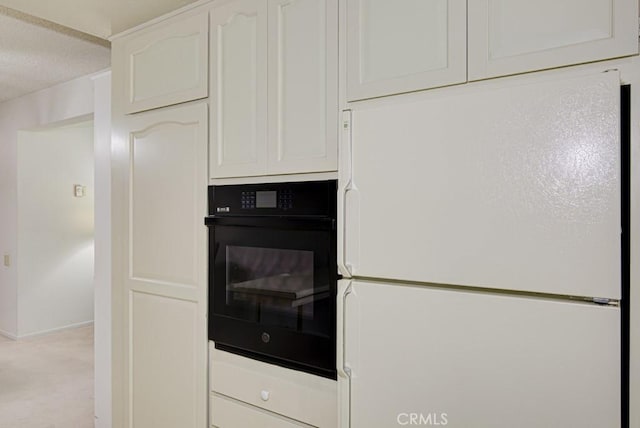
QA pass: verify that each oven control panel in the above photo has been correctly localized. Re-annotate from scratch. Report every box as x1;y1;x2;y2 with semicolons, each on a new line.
209;180;336;217
240;191;257;209
240;190;293;210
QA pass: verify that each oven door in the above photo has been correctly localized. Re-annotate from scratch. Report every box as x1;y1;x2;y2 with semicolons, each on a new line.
206;215;337;378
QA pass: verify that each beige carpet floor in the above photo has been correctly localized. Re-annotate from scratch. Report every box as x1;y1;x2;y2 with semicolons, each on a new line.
0;326;94;428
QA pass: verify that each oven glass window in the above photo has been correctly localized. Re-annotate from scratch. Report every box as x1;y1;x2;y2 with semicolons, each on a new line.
212;225;333;339
226;246;320;327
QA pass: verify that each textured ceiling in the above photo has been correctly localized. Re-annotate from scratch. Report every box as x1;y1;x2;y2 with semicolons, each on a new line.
0;0;199;39
0;7;110;103
0;0;199;103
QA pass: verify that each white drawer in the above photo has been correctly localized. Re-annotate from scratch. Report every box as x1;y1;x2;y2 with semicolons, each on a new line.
211;394;312;428
210;345;337;427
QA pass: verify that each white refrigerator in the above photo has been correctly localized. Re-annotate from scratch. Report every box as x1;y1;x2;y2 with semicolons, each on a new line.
337;70;626;428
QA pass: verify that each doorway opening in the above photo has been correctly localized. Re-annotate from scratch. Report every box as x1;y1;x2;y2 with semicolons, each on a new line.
0;117;96;427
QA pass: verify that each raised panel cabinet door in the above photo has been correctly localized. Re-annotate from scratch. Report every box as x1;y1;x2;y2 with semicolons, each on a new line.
123;13;208;114
342;280;621;428
468;0;639;80
122;103;208;428
267;0;338;175
210;0;268;178
346;0;467;101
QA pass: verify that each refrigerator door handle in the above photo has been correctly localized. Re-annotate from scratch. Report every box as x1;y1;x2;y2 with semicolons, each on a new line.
337;279;354;428
337;279;353;378
339;110;354;277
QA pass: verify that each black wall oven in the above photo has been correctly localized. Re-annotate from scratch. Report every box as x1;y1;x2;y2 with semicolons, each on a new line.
206;180;337;379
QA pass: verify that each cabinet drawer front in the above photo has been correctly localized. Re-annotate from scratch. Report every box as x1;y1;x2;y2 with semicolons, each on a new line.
468;0;639;80
123;13;208;113
210;347;337;427
211;394;312;428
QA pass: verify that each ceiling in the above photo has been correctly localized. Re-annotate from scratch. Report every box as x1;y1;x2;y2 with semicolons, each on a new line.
0;0;199;103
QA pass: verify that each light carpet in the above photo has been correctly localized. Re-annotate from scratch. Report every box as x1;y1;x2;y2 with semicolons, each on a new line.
0;325;94;428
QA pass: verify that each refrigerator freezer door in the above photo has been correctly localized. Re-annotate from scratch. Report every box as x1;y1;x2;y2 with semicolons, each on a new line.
346;71;621;299
342;280;621;428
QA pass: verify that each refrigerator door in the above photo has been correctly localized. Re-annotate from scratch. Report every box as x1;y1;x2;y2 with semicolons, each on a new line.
344;70;621;299
341;280;621;428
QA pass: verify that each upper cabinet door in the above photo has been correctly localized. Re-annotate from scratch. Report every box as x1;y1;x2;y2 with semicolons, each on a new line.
468;0;639;81
267;0;338;175
346;0;467;102
123;13;209;114
210;0;268;178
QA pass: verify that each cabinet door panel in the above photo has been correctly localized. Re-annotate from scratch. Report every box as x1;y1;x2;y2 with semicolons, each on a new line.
342;280;621;428
123;13;208;113
131;121;200;286
132;293;199;428
468;0;639;80
267;0;338;175
347;0;466;101
122;103;208;428
210;0;268;178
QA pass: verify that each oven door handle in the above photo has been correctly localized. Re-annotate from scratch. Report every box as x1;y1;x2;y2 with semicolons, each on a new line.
204;215;336;231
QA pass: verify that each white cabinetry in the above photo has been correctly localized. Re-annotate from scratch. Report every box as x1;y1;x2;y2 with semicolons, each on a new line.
210;347;337;427
210;0;338;179
468;0;639;80
121;13;208;113
113;103;209;428
345;0;638;101
211;395;312;427
346;0;467;101
210;0;267;178
267;0;338;175
339;280;621;428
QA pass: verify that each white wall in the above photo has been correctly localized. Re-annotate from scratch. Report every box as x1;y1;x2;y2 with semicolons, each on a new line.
93;71;112;428
0;75;95;338
17;121;95;337
0;70;113;424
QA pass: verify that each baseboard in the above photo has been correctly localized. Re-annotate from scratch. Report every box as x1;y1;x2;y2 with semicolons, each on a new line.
0;329;18;340
17;320;94;340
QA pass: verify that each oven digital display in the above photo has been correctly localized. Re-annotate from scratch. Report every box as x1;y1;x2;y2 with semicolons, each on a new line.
256;191;277;208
